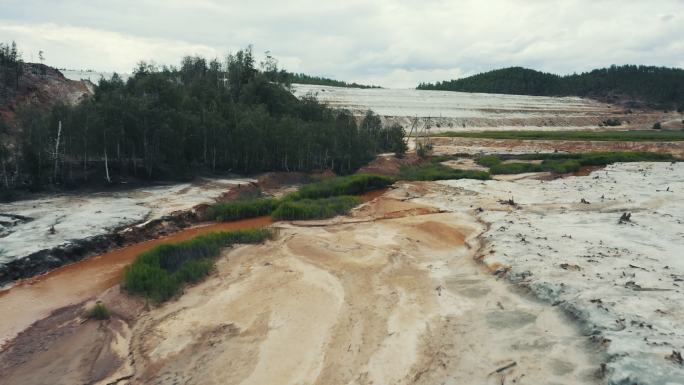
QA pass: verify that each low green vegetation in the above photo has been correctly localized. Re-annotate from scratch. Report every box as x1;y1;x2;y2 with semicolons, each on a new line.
293;174;396;200
271;196;361;220
476;151;677;175
208;198;279;221
87;303;110;320
399;164;490;181
122;229;273;302
206;174;395;222
489;160;581;174
601;118;622;127
433;130;684;141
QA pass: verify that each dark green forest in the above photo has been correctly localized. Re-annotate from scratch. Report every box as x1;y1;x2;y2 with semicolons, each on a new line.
0;44;405;192
417;66;684;110
0;41;23;105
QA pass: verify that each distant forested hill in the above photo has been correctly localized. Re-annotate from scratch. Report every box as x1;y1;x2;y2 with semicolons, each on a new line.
417;65;684;110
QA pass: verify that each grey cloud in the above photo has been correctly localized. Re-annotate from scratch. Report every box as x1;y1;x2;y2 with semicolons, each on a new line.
0;0;682;88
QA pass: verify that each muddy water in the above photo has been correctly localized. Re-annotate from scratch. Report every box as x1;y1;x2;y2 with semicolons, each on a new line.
0;216;273;347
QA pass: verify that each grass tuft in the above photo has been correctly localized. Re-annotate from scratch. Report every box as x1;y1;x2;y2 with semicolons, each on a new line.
291;174;396;200
271;196;361;220
207;199;279;221
208;174;395;222
122;229;273;302
399;164;491;181
87;303;110;320
480;151;676;174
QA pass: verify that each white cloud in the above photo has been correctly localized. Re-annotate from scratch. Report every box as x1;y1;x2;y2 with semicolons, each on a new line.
1;0;683;87
0;22;221;72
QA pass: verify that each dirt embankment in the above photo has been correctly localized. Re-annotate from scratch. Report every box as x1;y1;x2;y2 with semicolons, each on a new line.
1;63;92;128
0;186;603;385
384;109;671;133
357;152;424;176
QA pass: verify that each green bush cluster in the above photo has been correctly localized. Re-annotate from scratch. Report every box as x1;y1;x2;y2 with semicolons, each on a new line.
399;164;491;181
207;174;395;222
271;196;361;220
208;199;279;221
292;174;396;200
601;118;622;127
474;155;502;168
489;160;581;174
87;303;111;320
479;152;676;175
122;229;273;302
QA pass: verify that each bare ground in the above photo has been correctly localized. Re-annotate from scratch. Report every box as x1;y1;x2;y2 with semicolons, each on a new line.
0;187;603;385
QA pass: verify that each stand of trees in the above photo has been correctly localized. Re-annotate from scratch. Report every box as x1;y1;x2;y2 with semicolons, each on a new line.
0;46;404;192
280;73;381;89
0;41;24;105
418;65;684;111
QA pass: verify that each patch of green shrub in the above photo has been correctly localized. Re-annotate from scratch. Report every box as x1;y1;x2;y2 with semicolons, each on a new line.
653;122;662;130
271;196;361;220
475;155;502;167
206;174;393;222
122;229;273;302
489;162;542;174
208;198;279;221
87;303;110;320
601;118;622;127
399;164;491;181
292;174;395;200
542;159;582;173
484;152;676;174
429;155;456;164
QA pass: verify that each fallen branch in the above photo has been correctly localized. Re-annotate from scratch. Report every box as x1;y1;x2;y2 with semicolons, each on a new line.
489;361;517;376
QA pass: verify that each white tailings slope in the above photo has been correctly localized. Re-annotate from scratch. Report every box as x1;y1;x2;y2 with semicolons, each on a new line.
290;84;662;132
414;163;684;384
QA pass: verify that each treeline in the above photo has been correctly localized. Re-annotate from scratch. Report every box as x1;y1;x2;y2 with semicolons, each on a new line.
280;72;381;89
417;65;684;110
0;41;23;105
0;45;405;192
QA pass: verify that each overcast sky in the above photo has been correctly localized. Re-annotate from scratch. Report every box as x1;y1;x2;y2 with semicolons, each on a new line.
1;0;683;88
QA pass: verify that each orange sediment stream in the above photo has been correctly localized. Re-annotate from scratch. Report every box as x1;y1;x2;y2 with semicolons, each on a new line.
0;216;273;347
